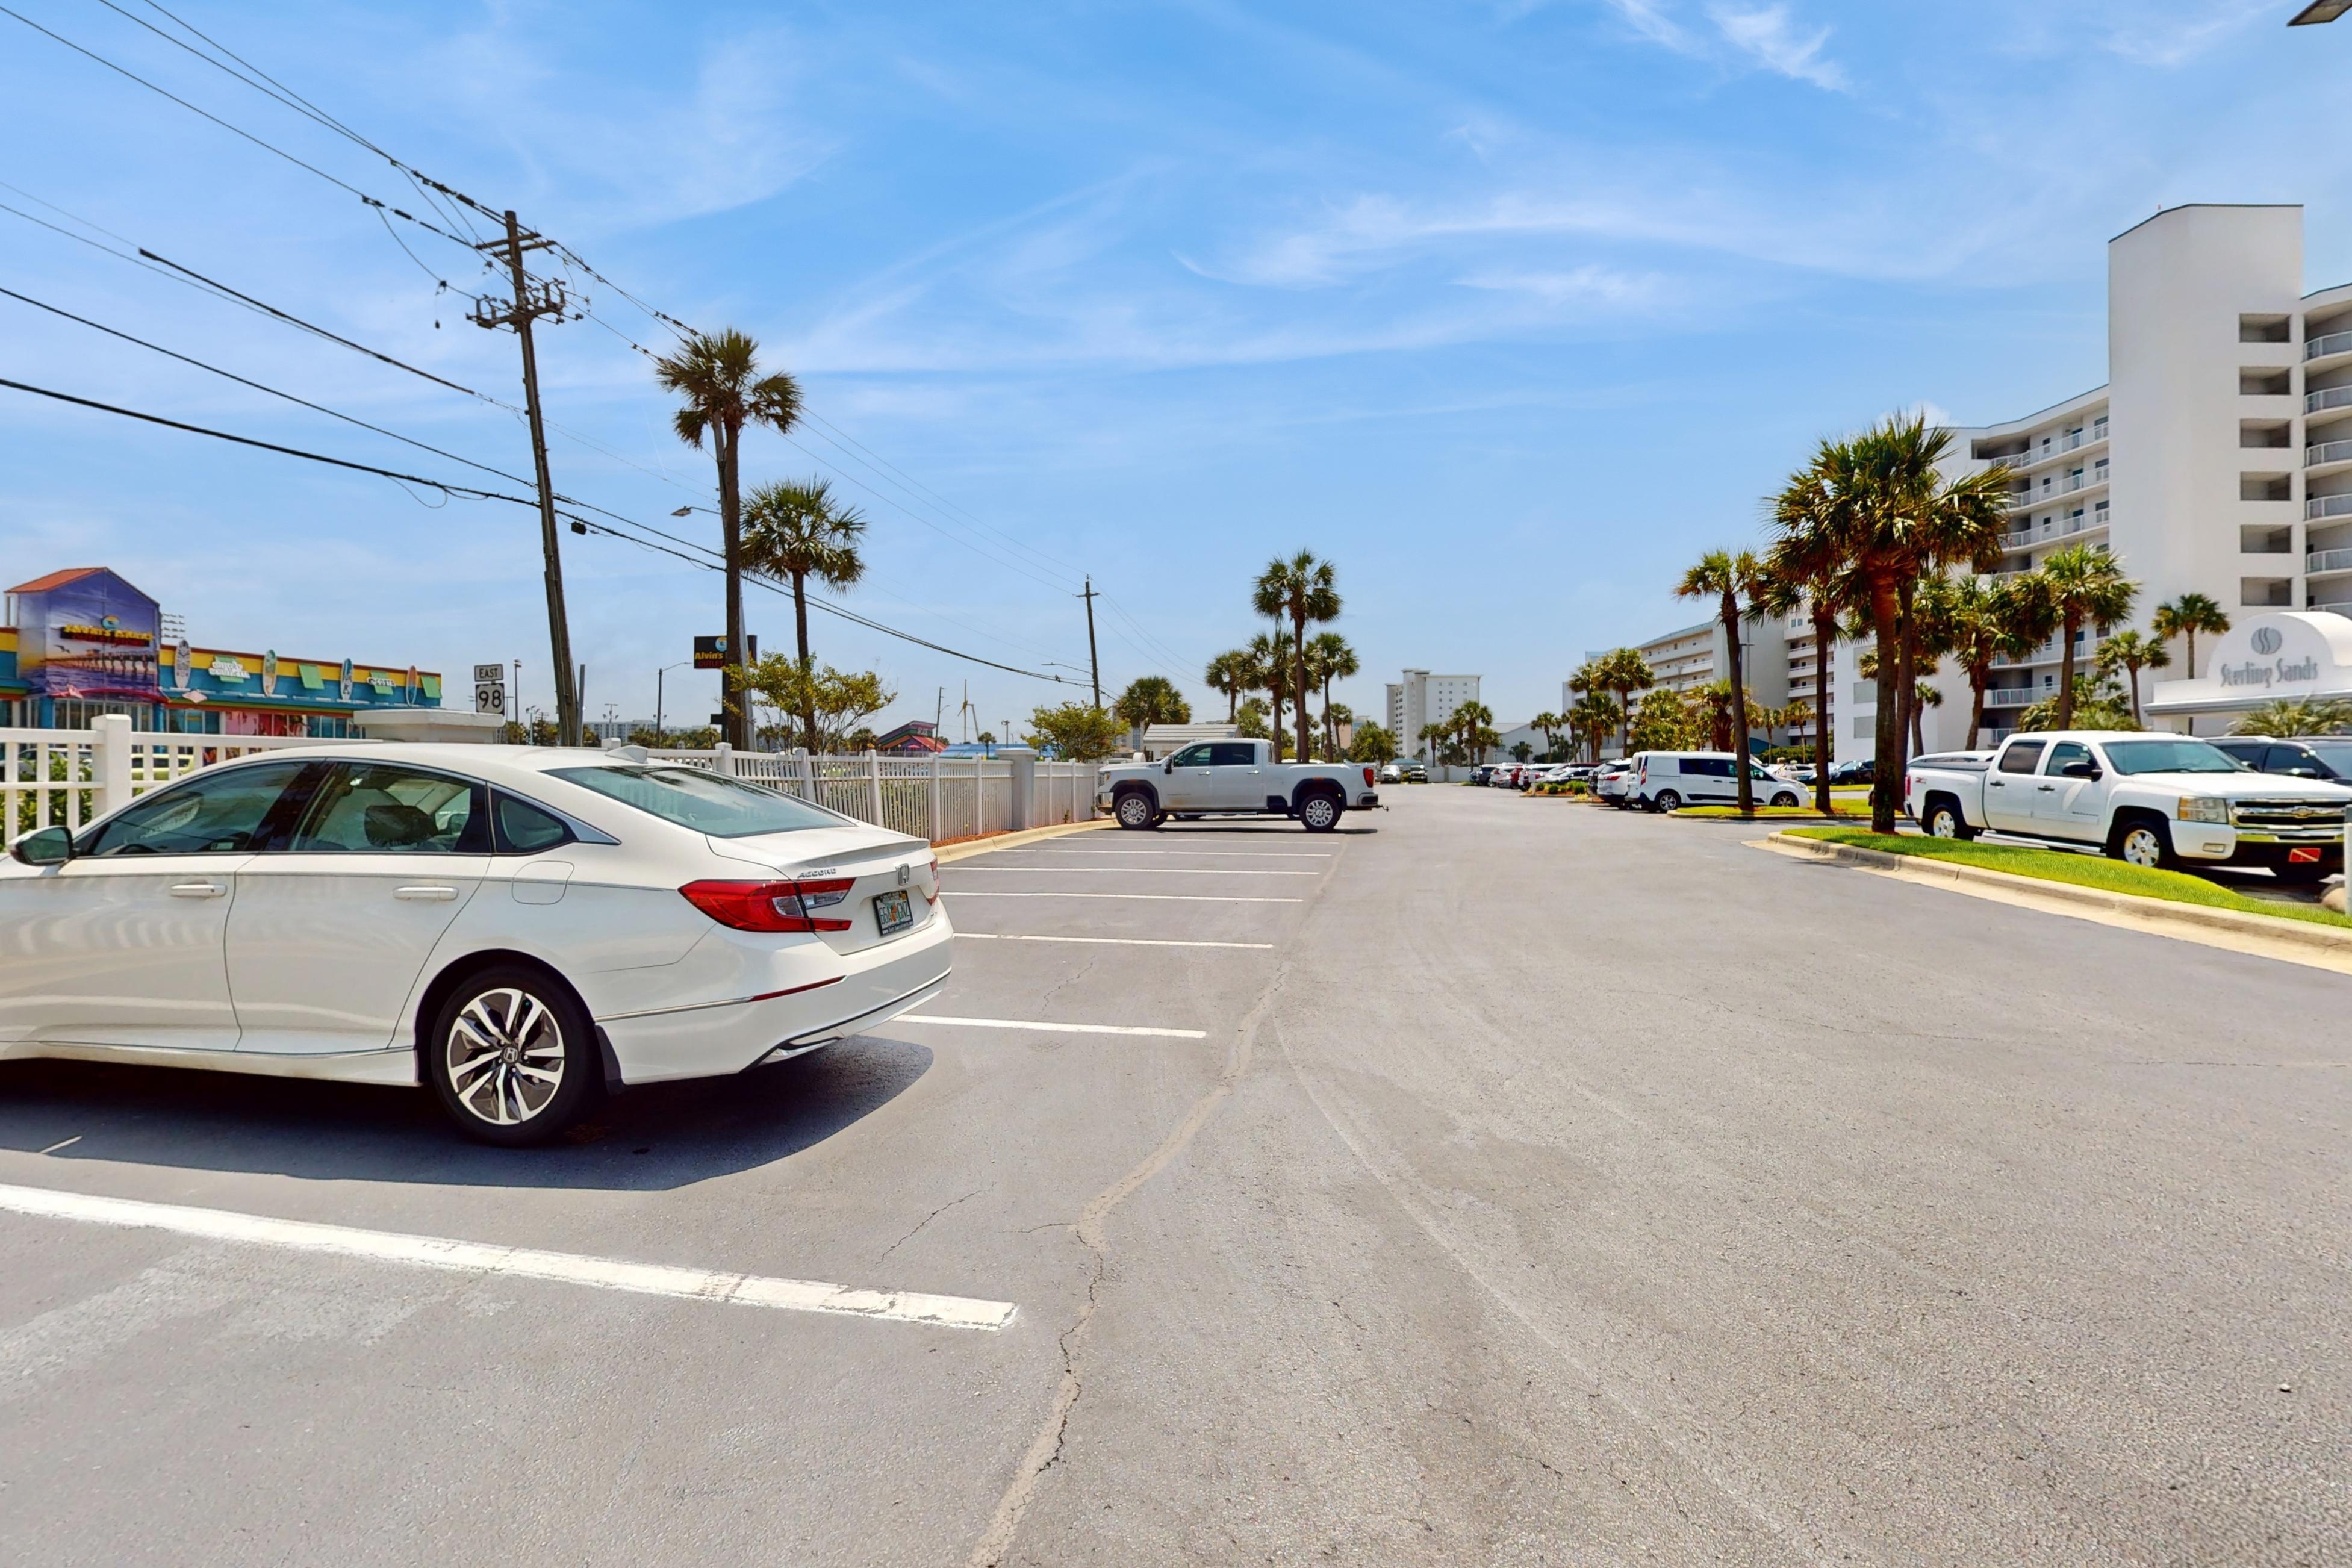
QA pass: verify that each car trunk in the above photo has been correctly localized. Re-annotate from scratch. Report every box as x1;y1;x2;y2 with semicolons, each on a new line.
710;826;940;957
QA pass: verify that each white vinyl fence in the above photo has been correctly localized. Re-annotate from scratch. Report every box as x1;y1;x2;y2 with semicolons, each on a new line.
645;745;1097;845
3;715;346;848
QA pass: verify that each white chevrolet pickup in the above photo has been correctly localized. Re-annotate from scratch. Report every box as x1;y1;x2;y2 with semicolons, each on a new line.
1905;730;2352;882
1097;739;1379;832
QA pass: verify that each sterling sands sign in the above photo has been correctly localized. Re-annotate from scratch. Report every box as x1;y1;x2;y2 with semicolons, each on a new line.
2146;610;2352;721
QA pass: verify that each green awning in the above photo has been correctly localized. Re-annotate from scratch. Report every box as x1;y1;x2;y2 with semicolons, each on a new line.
299;664;325;691
420;674;441;701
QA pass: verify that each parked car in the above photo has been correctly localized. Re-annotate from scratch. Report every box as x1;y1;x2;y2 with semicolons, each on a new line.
0;745;953;1145
1828;758;1875;786
1097;739;1378;832
1632;752;1805;811
2212;735;2352;783
1594;758;1641;807
1401;759;1428;783
1378;762;1405;784
1905;731;2352;879
1467;764;1495;786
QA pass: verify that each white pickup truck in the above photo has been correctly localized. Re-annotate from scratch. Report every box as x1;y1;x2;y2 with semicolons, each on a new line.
1097;739;1380;832
1904;730;2351;882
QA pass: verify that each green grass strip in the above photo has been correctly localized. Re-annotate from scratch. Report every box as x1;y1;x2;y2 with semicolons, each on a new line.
1787;827;2352;930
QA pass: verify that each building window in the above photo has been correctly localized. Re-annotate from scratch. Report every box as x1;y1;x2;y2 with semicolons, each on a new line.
2093;415;2109;440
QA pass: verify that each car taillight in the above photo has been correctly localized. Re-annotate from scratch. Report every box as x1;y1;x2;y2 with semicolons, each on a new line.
1363;767;1375;786
679;878;856;933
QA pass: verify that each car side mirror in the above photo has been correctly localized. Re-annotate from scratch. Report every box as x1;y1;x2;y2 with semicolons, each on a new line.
11;826;73;866
2061;761;2100;779
1163;759;1174;774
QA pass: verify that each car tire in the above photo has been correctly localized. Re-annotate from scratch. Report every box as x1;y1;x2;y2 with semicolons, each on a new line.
2108;817;2174;871
1923;800;1976;841
1652;789;1681;813
1113;792;1157;830
427;965;599;1147
1771;791;1800;809
2274;860;2330;885
1298;792;1341;832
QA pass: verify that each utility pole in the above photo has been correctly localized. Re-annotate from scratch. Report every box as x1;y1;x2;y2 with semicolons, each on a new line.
1080;577;1101;711
472;211;580;747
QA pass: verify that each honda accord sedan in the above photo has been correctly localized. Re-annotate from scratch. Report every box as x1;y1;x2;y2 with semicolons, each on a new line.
0;745;951;1145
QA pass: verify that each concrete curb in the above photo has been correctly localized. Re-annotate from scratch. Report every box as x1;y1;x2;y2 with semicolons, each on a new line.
934;816;1110;863
1766;831;2352;956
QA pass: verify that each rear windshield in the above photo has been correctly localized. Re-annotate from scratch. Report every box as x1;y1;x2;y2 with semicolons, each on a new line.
549;765;845;837
2099;739;2242;776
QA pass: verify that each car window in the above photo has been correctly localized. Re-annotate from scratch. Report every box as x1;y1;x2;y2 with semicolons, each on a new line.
1208;742;1257;766
494;792;574;854
2043;742;2092;776
1996;741;2045;775
1690;758;1734;777
1171;745;1215;767
291;762;487;854
2212;741;2266;766
2300;741;2352;777
549;765;844;837
82;761;310;857
2101;739;2242;775
2264;744;2321;775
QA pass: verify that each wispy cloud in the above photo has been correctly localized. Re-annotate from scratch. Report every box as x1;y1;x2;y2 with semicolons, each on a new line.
2098;0;2274;67
1706;5;1847;90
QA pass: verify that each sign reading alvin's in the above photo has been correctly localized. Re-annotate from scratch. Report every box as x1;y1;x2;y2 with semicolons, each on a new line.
692;635;757;670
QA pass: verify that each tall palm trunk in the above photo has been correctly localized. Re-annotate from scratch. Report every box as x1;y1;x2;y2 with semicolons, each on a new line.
791;570;815;752
1292;616;1313;762
718;420;748;750
2183;631;2197;682
1893;581;1917;777
1720;593;1753;815
1811;605;1834;817
1966;668;1986;750
2126;665;2142;724
2056;612;2081;729
1868;576;1903;833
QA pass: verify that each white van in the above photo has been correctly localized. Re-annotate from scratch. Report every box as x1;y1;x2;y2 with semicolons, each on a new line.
1633;751;1804;811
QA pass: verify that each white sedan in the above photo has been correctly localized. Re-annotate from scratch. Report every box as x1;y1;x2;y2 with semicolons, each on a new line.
0;744;951;1145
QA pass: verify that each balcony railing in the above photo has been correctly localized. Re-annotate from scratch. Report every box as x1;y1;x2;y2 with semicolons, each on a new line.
2313;600;2352;618
2307;440;2352;468
1983;687;2039;708
2006;491;2036;512
2308;548;2352;574
2308;385;2352;416
1998;528;2035;551
2308;329;2352;361
2310;494;2352;521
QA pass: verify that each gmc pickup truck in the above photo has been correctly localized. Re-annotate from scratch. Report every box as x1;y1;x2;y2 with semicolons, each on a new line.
1097;739;1379;832
1905;730;2352;882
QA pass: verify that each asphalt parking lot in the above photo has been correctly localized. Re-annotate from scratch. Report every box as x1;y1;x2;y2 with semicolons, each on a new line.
4;786;2347;1566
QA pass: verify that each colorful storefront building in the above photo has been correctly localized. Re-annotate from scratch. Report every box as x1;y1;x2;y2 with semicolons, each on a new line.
1;567;444;737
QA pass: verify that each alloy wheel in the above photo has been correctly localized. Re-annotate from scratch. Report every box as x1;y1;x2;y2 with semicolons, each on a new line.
1300;795;1338;830
2121;827;2164;868
446;987;566;1127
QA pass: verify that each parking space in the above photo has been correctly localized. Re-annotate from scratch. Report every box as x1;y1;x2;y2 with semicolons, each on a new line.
0;810;1366;1566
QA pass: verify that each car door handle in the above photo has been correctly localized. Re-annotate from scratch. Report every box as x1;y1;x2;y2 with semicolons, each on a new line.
2036;785;2055;792
394;885;460;901
168;881;226;898
1988;780;2003;788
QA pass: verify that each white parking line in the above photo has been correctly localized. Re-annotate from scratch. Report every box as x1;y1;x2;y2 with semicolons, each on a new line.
0;1183;1015;1331
898;1015;1209;1039
950;865;1319;877
942;891;1302;903
956;933;1274;950
1019;850;1331;860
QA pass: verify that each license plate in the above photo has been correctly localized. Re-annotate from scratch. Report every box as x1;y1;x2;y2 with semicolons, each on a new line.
2289;847;2324;864
873;888;914;936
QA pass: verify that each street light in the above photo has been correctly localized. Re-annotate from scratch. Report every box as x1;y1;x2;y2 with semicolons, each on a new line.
2290;0;2349;21
654;660;693;739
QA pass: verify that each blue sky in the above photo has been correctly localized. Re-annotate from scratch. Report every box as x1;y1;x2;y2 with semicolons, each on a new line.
4;0;2348;732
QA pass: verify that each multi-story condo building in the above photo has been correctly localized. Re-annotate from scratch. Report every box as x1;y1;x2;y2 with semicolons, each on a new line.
1842;203;2352;754
1387;668;1481;758
1628;618;1791;716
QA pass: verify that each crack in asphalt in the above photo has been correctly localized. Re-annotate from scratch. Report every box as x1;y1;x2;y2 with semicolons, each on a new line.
876;1189;983;1266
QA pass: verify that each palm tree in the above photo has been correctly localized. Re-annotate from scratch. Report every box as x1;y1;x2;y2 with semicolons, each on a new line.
1677;549;1768;814
2095;629;2171;726
1304;631;1358;758
653;330;803;750
1578;648;1655;757
1759;512;1850;817
2150;592;2229;682
1781;696;1814;754
1931;574;2042;748
1252;552;1342;762
1528;711;1563;761
1113;676;1192;733
1568;691;1619;762
1243;631;1289;756
1204;650;1252;723
1450;699;1495;764
1417;720;1453;766
2230;696;2352;736
2038;545;2138;729
1766;416;2008;832
740;478;865;751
